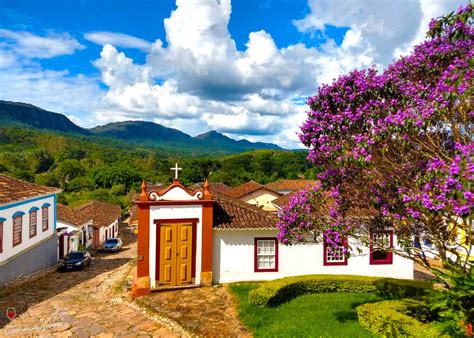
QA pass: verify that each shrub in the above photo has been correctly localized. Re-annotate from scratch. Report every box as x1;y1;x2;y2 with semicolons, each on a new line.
248;274;431;307
357;299;442;337
428;266;474;336
373;278;430;299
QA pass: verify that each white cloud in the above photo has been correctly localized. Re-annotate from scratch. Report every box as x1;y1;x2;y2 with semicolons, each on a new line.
90;0;465;148
394;0;465;56
84;31;152;51
0;38;100;125
294;0;464;66
0;0;465;149
0;29;85;58
0;65;101;126
92;0;326;148
0;49;17;68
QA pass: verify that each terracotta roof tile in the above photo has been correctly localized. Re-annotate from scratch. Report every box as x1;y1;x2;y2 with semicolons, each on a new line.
75;200;121;228
0;174;61;206
213;192;278;230
57;204;89;226
226;181;280;198
192;182;232;195
265;179;315;191
271;193;293;208
132;183;167;202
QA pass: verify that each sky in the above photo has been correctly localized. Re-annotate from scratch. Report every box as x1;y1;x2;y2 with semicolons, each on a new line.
0;0;465;149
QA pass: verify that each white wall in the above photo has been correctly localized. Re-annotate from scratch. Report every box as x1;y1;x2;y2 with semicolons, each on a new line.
56;220;81;255
213;230;414;283
99;219;119;243
241;190;280;211
149;205;202;288
0;194;56;264
81;221;92;248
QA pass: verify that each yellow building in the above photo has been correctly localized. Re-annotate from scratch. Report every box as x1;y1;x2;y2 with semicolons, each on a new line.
455;220;473;262
226;181;281;212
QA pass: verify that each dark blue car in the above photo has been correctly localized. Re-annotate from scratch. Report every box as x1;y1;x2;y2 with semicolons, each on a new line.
59;251;91;271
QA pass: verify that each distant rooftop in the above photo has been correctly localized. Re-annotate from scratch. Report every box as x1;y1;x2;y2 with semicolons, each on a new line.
58;200;121;228
76;200;121;228
226;181;280;199
213;191;278;230
265;179;315;192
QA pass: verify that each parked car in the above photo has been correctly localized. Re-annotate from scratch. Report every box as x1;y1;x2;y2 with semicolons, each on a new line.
99;238;123;252
59;251;91;271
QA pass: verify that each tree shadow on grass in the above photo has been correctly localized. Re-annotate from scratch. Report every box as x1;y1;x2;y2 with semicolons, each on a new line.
335;310;359;323
335;298;382;323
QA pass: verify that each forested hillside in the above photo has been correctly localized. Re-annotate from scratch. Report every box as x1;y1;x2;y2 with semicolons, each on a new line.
0;127;315;211
0;100;282;156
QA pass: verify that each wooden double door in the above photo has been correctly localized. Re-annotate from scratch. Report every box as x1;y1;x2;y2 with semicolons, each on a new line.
158;223;194;286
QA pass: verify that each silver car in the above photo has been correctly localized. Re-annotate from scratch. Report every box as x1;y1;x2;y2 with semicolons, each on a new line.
100;238;123;252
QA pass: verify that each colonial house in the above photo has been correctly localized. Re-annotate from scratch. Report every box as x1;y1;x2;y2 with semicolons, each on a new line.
265;179;315;195
57;204;91;257
132;176;414;297
0;175;60;284
57;201;121;254
226;181;281;212
76;201;121;248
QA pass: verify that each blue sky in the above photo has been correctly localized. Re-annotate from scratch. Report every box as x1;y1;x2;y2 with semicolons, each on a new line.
0;0;464;148
0;1;348;76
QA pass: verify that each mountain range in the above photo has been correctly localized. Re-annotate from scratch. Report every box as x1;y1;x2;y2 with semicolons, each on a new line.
0;100;282;155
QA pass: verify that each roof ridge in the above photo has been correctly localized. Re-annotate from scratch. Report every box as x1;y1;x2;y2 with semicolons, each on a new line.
0;174;61;206
214;191;278;220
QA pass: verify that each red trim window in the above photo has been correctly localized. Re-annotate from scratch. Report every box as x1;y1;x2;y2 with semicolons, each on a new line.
254;238;278;272
0;220;4;253
323;237;348;266
29;210;37;238
42;206;49;231
13;215;22;247
370;230;393;265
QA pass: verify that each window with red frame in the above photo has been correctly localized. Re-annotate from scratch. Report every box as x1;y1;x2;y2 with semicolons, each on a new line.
323;237;348;266
42;206;49;231
13;216;22;247
29;210;37;238
254;238;278;272
370;230;393;265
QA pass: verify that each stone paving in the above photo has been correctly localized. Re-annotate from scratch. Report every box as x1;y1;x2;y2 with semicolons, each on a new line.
0;226;179;337
138;285;251;337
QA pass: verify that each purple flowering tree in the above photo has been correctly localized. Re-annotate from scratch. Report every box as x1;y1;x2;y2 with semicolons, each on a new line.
278;4;473;282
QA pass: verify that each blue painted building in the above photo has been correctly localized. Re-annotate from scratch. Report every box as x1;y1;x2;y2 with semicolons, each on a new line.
0;175;61;284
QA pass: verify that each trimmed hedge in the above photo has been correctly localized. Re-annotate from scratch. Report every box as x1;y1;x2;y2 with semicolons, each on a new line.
357;299;442;337
248;274;431;307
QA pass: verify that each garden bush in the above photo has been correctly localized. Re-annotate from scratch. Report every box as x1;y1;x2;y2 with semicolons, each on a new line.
248;274;431;307
357;299;442;337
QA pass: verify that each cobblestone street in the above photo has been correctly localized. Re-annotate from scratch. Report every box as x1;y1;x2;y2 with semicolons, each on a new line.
137;285;250;337
0;227;179;337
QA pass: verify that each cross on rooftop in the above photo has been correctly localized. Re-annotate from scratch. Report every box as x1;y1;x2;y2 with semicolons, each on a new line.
170;163;182;179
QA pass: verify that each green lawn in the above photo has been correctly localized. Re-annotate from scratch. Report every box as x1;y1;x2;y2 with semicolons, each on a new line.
230;283;381;337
